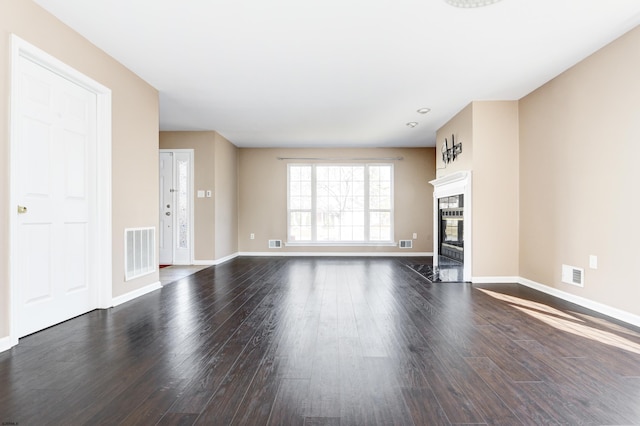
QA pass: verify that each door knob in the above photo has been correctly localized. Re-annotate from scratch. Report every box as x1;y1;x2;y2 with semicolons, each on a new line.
165;212;171;216
17;205;28;214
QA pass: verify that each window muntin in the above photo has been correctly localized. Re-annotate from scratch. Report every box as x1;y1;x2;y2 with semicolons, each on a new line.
287;163;393;244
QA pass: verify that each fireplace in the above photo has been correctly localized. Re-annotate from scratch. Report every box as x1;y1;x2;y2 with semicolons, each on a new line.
430;171;472;282
439;194;464;262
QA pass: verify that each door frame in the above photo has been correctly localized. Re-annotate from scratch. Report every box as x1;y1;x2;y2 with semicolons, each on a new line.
8;35;113;346
159;149;195;265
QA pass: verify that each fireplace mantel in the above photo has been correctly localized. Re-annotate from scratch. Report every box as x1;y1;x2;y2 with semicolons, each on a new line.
430;170;472;282
429;170;471;195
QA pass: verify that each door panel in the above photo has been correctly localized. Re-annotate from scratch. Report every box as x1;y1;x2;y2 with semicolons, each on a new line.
15;56;97;337
22;224;53;305
64;223;88;293
159;152;173;265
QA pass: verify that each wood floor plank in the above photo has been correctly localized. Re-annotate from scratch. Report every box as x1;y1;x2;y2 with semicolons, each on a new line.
168;284;282;414
350;264;486;424
156;412;199;426
401;387;450;426
465;356;593;425
267;378;310;426
2;257;640;424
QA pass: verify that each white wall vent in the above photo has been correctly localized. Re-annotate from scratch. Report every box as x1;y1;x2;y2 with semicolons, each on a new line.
125;227;156;281
562;264;584;287
268;239;282;249
399;240;413;249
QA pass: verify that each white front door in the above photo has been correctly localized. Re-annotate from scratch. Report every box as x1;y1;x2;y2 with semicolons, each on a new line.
159;149;193;265
159;152;173;265
14;55;98;337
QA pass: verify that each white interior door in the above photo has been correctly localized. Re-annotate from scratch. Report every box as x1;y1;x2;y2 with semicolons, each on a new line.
159;149;193;265
14;55;98;337
159;152;173;265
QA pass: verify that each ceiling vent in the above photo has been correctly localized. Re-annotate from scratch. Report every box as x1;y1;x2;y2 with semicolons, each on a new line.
562;264;584;287
268;239;282;249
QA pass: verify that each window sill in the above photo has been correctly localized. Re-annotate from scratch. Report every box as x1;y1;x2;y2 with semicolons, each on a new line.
285;241;397;248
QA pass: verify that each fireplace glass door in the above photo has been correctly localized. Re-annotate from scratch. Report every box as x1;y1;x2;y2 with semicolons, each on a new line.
439;195;464;262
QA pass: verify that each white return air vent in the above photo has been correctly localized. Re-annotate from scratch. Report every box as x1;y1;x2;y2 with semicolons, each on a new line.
125;227;156;281
268;239;282;249
562;264;584;287
399;240;413;249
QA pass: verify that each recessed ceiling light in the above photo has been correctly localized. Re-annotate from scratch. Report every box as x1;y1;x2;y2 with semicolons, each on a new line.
417;108;431;114
443;0;503;8
406;122;418;128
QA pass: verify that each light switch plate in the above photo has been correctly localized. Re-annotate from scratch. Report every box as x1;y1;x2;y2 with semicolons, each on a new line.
589;255;598;269
197;190;205;198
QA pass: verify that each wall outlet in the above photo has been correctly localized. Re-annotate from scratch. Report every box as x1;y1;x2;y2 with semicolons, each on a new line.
589;255;598;269
412;232;417;239
206;190;212;197
250;233;255;240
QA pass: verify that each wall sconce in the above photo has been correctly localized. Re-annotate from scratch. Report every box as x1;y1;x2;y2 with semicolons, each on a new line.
442;134;462;164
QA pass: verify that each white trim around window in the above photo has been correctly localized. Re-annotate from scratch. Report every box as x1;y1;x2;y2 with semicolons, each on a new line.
287;163;394;247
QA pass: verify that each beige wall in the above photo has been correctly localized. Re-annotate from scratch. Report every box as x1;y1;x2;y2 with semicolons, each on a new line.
238;148;435;253
473;101;519;277
214;133;239;259
436;101;519;278
160;131;216;260
519;26;640;316
0;0;159;338
436;103;473;179
159;131;238;262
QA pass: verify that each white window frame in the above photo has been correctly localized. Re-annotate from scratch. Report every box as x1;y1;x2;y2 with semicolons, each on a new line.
286;163;395;247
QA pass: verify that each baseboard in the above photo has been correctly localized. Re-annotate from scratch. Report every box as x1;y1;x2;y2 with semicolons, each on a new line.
0;335;15;353
191;260;215;265
237;252;434;257
192;253;239;266
112;281;162;307
518;277;640;328
472;276;520;284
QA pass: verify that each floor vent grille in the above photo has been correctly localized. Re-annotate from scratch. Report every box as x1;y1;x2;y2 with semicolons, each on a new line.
399;240;413;249
562;264;584;287
125;227;156;281
268;239;282;249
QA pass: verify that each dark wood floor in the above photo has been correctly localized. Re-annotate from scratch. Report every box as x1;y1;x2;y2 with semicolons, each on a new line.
2;257;640;425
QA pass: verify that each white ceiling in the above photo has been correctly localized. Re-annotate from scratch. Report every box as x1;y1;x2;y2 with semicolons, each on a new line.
34;0;640;148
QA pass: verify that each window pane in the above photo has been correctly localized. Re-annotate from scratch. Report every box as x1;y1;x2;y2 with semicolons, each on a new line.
288;163;392;243
353;226;364;240
301;196;312;209
301;166;312;180
290;181;300;196
301;181;312;196
290;211;311;241
290;166;300;181
379;166;390;181
316;165;365;241
354;167;364;181
177;159;189;249
290;196;301;210
370;196;379;209
370;212;391;241
317;166;328;181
